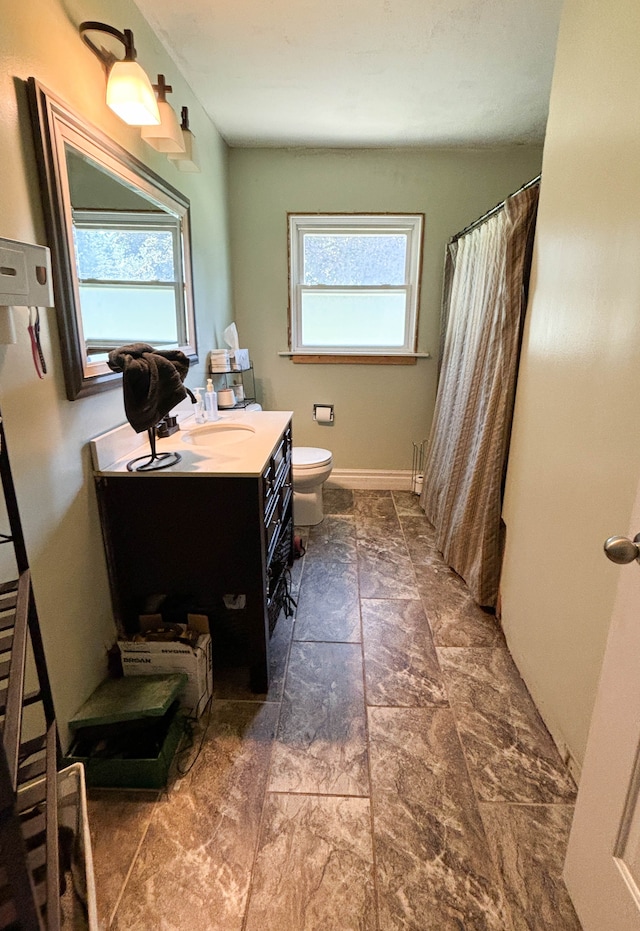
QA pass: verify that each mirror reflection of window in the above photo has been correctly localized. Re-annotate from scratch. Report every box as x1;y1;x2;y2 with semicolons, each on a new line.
28;79;197;399
72;210;185;361
65;145;187;362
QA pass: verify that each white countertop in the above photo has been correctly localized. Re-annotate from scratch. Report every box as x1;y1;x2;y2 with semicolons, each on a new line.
91;410;293;477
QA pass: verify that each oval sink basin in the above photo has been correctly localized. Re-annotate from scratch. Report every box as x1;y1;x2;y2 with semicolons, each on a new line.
181;421;256;449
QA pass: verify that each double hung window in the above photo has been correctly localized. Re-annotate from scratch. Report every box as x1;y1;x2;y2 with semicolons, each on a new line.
72;209;185;359
288;214;423;360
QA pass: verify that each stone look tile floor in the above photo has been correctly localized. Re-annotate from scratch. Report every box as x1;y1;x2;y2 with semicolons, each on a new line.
88;489;583;931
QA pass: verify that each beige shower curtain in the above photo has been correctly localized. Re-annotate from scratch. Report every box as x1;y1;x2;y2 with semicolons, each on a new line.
420;182;539;608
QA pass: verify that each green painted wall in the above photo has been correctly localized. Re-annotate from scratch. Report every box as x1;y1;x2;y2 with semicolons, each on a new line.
228;146;543;470
1;0;546;748
0;0;232;746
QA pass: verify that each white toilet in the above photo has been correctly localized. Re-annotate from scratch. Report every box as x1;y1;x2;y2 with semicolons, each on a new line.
292;446;333;525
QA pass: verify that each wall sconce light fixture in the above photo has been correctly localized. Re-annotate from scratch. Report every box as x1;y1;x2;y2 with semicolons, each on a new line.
141;75;186;153
168;107;200;172
79;21;160;126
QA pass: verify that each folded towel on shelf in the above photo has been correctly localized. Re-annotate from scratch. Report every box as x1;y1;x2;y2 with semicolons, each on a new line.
107;343;190;433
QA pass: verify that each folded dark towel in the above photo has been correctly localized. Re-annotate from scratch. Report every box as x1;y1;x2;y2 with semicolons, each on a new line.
107;343;190;433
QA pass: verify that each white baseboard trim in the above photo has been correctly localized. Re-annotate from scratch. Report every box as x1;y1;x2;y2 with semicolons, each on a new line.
326;469;413;491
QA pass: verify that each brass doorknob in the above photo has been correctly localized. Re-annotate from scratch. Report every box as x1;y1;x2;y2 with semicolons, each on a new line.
604;534;640;564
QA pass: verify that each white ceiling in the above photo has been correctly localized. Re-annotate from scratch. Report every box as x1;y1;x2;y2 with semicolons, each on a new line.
133;0;564;148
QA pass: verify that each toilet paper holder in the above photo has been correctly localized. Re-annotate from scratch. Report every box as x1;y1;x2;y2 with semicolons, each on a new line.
313;403;334;424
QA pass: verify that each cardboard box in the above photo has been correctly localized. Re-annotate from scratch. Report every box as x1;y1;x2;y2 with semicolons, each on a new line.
119;634;212;717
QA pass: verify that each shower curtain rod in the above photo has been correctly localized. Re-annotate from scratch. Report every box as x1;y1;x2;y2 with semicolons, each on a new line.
449;174;541;243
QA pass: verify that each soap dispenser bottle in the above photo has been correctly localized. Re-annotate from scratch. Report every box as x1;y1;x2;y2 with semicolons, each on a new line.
204;378;219;421
193;387;206;423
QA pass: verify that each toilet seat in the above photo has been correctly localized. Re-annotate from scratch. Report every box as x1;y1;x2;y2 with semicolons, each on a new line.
292;447;332;470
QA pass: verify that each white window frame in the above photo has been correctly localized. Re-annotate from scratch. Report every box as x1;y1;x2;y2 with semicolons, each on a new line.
288;213;424;359
72;209;187;353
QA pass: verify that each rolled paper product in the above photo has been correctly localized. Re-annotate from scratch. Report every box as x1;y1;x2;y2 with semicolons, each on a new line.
315;405;333;424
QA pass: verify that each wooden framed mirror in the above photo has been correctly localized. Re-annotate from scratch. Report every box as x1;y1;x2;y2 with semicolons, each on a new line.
27;78;198;400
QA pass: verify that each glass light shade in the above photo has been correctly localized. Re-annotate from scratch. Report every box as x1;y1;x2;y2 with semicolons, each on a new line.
167;129;200;172
106;60;160;125
141;101;186;153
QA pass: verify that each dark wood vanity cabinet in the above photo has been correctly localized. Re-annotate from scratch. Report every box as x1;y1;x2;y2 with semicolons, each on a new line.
95;424;293;693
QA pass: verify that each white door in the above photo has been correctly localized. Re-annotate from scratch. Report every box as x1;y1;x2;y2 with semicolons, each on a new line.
564;480;640;928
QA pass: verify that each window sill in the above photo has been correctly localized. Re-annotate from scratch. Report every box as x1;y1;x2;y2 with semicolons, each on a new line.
279;352;431;365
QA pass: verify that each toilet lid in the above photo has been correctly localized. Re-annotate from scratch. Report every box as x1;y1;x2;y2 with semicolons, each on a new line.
292;446;332;469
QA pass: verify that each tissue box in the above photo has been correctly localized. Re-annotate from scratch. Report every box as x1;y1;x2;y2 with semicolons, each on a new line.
233;349;250;370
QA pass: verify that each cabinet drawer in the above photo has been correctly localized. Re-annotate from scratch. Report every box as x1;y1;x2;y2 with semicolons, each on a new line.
263;428;292;523
266;482;292;565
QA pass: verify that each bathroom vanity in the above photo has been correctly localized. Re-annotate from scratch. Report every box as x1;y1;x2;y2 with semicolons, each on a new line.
91;411;293;692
